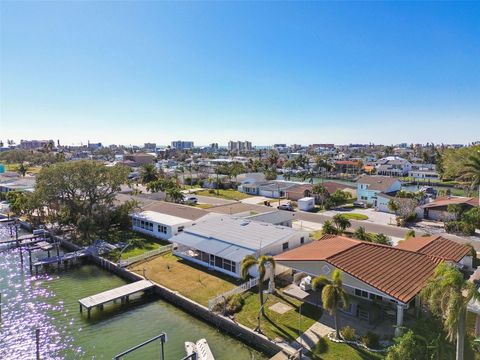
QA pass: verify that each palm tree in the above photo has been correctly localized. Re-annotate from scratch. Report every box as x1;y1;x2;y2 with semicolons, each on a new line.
166;186;184;203
17;162;29;177
140;163;158;184
312;184;329;206
312;269;349;339
332;214;351;234
421;263;480;360
404;230;416;240
353;226;369;241
321;220;338;235
240;255;276;331
460;152;480;189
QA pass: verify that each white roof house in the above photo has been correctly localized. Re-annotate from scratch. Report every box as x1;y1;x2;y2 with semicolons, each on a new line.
172;216;309;278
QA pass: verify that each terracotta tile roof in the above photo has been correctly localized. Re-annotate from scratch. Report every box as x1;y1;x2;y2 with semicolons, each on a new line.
422;196;479;209
357;175;400;192
275;235;360;261
396;235;471;262
335;160;361;166
275;235;440;303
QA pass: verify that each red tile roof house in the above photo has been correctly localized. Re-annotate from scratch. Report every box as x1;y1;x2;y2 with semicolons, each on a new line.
274;234;472;337
420;196;479;221
396;235;474;270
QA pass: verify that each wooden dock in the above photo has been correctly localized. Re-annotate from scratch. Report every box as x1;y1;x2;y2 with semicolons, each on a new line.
79;280;154;318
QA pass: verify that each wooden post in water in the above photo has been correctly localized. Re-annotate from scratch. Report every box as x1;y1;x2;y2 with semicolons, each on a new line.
28;246;33;274
35;328;40;360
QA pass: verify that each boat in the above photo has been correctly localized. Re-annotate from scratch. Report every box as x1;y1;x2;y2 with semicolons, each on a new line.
184;338;215;360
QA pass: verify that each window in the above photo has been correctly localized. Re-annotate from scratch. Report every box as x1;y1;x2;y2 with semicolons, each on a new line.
282;242;289;250
157;224;167;234
215;256;223;268
300;237;305;244
178;226;184;232
355;289;369;298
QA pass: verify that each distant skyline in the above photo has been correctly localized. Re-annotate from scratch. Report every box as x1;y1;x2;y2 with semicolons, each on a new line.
1;2;479;145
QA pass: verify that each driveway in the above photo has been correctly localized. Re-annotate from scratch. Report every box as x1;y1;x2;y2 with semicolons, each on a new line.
323;207;397;226
195;195;237;206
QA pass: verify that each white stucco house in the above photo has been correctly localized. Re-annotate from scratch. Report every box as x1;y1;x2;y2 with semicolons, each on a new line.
130;202;210;240
375;156;412;176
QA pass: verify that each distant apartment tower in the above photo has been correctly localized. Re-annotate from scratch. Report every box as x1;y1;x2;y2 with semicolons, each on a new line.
210;143;219;150
228;140;252;152
144;143;157;151
171;140;194;150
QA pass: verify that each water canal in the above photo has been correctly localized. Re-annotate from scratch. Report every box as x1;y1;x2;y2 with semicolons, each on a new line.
0;226;268;360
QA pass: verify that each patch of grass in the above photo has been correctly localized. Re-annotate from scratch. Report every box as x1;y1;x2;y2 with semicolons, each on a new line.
196;189;252;200
104;229;169;259
235;288;323;342
310;230;324;240
129;253;238;306
310;339;384;360
193;203;214;209
342;213;369;221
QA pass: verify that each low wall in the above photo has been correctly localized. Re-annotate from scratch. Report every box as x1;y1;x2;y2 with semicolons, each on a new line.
58;237;292;358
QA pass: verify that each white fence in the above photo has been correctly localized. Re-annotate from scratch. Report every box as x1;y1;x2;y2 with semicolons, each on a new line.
208;277;259;311
119;244;173;267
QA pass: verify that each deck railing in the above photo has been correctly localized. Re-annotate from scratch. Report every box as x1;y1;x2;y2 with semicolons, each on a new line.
208;277;259;311
118;244;173;267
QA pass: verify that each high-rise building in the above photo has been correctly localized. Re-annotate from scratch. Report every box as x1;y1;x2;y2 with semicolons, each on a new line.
228;141;252;153
171;140;194;150
144;143;157;151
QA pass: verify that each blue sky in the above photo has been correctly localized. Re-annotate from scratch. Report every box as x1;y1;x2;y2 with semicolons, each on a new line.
1;1;479;146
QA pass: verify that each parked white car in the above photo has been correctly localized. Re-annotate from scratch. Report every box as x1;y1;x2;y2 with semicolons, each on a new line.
183;195;198;205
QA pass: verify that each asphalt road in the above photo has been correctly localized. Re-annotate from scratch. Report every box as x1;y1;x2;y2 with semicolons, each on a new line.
291;210;480;251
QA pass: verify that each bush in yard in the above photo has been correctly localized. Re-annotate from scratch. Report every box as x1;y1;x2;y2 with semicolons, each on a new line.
340;326;356;341
444;220;476;235
226;294;244;314
314;336;328;354
361;331;380;349
386;330;427;360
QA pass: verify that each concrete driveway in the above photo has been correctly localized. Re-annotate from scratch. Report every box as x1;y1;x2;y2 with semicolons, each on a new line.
323;207;397;226
195;195;236;206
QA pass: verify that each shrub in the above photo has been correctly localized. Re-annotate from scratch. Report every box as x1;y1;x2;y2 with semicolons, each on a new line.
208;189;215;194
314;336;328;354
445;221;476;235
226;294;244;314
361;331;380;349
340;326;356;342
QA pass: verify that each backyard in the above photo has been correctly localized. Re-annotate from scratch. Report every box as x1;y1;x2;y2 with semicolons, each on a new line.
195;189;253;201
235;288;322;342
311;340;384;360
105;230;169;259
129;253;239;305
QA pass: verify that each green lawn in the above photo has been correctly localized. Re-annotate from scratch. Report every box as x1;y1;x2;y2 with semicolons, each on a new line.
104;229;169;259
130;253;239;306
196;189;253;200
235;289;323;342
342;213;369;221
311;340;384;360
310;230;324;240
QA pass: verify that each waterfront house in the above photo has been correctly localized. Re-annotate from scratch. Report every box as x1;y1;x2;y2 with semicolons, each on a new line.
275;234;442;336
375;156;412;176
131;202;210;240
123;153;156;167
356;175;401;207
420;196;479;221
171;216;309;278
